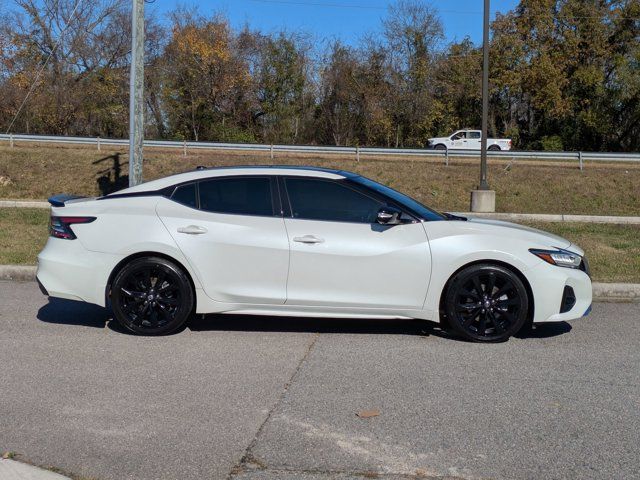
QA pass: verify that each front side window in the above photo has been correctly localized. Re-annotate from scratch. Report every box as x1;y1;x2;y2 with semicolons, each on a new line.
452;131;466;140
285;178;382;223
198;177;274;216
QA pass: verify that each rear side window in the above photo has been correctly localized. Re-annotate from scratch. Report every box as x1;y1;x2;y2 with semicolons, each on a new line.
198;177;274;216
171;183;197;208
285;178;381;223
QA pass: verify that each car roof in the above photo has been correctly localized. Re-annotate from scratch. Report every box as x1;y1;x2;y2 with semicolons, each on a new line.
110;165;358;195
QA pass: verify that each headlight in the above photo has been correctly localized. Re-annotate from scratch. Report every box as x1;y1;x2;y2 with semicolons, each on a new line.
529;248;582;269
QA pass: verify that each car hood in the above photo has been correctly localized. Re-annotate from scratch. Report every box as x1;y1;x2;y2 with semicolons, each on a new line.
457;216;582;254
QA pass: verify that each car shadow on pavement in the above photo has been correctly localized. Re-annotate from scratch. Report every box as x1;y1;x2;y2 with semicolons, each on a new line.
37;298;110;328
515;321;572;339
189;314;444;338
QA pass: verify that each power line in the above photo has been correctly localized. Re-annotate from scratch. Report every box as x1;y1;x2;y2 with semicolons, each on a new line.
5;0;84;135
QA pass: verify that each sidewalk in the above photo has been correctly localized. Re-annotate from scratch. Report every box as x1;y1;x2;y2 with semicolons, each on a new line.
0;458;71;480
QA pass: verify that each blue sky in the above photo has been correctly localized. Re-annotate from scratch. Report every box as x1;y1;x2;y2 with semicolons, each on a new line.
147;0;520;47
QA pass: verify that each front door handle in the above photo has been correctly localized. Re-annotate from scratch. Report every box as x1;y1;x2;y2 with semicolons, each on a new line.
293;235;324;244
177;225;208;235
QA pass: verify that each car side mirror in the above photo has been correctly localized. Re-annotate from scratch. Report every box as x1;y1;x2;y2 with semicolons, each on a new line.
376;206;403;225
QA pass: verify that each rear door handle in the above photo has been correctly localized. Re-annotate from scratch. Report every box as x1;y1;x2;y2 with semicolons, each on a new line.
293;235;324;244
177;225;208;235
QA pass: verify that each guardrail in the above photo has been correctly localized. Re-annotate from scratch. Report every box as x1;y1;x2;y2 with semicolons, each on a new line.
2;133;639;167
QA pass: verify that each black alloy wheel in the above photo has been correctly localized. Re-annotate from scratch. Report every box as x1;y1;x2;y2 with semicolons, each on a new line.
444;264;528;342
111;257;194;335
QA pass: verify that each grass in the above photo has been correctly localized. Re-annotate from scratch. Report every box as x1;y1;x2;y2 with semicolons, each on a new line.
3;207;638;283
524;222;640;283
1;143;640;215
0;208;49;264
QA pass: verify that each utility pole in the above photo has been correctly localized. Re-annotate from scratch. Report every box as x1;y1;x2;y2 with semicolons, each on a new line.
470;0;496;212
129;0;144;186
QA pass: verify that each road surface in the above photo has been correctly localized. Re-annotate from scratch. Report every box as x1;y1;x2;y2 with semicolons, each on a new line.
0;281;638;479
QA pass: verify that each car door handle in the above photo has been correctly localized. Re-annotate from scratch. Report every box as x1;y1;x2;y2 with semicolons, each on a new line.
293;235;324;244
177;225;208;235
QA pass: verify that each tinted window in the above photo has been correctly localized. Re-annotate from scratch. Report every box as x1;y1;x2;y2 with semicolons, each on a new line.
350;175;444;221
285;178;381;223
199;177;273;216
468;131;481;139
171;183;197;208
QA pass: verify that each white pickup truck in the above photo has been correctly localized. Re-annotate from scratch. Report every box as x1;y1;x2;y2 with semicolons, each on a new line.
427;129;512;151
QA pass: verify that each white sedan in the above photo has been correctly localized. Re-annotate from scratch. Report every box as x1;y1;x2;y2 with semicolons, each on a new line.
37;166;592;342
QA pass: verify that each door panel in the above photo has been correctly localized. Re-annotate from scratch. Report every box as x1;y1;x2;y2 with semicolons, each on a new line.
156;197;289;305
284;219;431;309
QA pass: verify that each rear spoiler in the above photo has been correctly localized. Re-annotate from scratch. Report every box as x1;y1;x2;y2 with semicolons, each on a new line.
47;194;89;207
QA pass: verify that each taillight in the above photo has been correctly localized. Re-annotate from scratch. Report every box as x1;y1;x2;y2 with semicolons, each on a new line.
49;216;96;240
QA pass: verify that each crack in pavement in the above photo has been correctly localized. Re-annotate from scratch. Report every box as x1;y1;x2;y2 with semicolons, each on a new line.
227;332;320;479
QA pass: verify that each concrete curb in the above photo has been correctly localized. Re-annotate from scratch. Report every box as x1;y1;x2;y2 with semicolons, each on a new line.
0;265;37;282
0;200;50;208
454;212;640;224
2;200;640;224
0;459;71;480
0;265;638;302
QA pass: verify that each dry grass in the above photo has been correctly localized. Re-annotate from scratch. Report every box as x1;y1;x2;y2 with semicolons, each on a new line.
2;207;639;283
1;143;639;215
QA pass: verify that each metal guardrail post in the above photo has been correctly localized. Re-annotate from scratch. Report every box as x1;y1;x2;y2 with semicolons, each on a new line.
579;151;583;171
97;137;101;151
9;134;14;148
356;146;360;162
270;144;274;160
445;148;449;166
183;140;187;157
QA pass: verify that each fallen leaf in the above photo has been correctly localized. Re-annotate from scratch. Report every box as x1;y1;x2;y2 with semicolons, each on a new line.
356;409;380;418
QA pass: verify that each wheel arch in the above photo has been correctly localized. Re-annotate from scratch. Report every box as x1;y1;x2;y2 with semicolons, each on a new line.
105;251;197;310
438;259;535;328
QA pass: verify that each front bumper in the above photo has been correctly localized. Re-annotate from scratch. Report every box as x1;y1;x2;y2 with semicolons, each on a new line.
526;260;593;323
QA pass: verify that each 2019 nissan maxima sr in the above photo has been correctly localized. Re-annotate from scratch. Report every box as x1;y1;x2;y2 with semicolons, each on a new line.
37;166;592;342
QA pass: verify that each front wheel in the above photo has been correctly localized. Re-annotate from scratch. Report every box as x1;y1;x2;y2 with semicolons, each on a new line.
434;144;447;150
111;257;194;335
443;264;528;342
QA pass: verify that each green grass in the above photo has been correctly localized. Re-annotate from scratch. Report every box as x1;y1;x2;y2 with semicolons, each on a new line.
0;208;49;264
2;208;638;283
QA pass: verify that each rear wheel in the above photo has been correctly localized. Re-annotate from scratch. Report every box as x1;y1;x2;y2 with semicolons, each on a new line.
111;257;194;335
444;264;528;342
488;145;501;151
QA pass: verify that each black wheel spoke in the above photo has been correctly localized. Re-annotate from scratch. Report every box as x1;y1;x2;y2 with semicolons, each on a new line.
472;276;484;296
486;272;496;295
488;311;505;333
460;288;480;300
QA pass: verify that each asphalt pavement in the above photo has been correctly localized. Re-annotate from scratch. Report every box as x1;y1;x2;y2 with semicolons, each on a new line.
0;280;638;480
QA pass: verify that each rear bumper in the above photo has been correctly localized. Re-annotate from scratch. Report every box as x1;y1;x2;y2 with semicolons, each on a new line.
37;237;121;306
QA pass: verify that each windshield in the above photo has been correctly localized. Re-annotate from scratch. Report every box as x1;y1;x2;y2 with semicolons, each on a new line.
350;176;445;221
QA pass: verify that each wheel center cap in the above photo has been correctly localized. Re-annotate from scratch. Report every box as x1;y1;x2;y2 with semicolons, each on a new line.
484;300;491;308
147;294;155;301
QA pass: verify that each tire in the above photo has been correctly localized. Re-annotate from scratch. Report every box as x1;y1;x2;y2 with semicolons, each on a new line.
434;144;447;150
111;256;194;335
443;264;528;342
488;145;501;151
